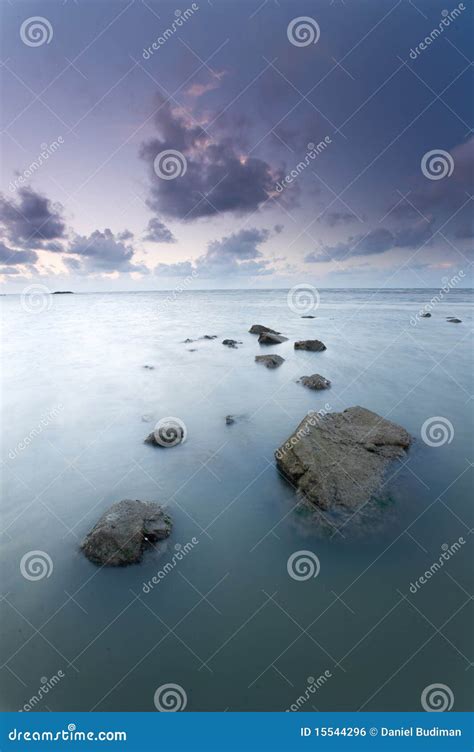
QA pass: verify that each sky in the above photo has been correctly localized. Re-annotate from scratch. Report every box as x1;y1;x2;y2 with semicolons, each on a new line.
0;0;472;291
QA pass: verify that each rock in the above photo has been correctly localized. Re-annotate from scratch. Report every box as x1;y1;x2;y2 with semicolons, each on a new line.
420;313;431;318
446;317;462;323
145;420;185;447
81;499;172;566
184;338;193;343
143;365;155;370
249;324;280;335
294;339;326;351
258;332;288;345
187;348;197;352
298;374;331;390
203;334;217;340
225;415;235;425
53;290;73;294
255;354;284;369
275;406;411;511
222;339;242;348
301;315;316;319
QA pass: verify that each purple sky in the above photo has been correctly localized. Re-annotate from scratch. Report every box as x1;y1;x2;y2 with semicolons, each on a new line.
0;0;472;291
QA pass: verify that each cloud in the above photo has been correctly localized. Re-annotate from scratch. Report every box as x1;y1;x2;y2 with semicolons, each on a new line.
0;240;38;266
320;211;359;227
64;229;148;275
155;227;272;277
0;187;66;249
143;218;176;244
140;100;281;220
391;137;474;220
306;220;433;262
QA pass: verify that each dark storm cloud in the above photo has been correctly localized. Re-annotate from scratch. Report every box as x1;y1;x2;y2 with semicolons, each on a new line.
0;188;66;249
0;240;38;266
306;220;433;262
65;229;147;275
144;218;176;244
320;211;359;227
155;227;272;277
391;137;474;220
140;101;282;221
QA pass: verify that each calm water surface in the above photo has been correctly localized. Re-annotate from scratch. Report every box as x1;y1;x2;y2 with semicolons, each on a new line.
1;289;473;711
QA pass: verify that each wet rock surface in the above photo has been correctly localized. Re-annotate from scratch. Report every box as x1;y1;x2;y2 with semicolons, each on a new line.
275;406;411;511
298;374;331;390
81;499;172;566
258;332;288;345
249;324;280;335
255;354;285;369
294;339;326;351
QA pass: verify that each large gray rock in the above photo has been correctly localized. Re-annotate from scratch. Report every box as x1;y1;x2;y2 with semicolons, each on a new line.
446;317;462;323
255;354;284;369
81;499;172;566
258;332;288;345
298;374;331;390
294;339;326;351
249;324;280;335
275;406;411;511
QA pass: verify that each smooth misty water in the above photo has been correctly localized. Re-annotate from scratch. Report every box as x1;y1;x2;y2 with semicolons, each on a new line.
1;289;473;712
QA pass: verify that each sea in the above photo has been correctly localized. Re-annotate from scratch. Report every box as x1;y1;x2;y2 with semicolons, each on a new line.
0;288;472;711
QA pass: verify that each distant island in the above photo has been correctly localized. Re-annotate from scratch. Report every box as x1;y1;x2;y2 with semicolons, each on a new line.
53;291;74;294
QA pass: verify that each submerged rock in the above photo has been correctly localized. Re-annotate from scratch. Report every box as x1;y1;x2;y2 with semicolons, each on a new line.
294;339;326;352
222;339;242;348
143;365;155;370
420;313;431;318
258;332;288;345
275;406;411;511
81;499;172;566
249;324;280;335
301;315;316;319
255;354;284;369
298;374;331;390
446;317;462;323
145;420;186;447
225;415;235;425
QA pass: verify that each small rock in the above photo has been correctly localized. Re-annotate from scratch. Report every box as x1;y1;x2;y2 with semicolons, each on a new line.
258;332;288;345
203;334;217;340
294;339;326;351
225;415;235;425
446;317;462;323
255;354;284;369
187;348;197;352
249;324;280;335
143;365;155;370
420;313;431;318
184;338;194;343
298;374;331;390
275;406;411;512
81;499;172;566
222;339;242;348
301;315;316;319
145;421;185;448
